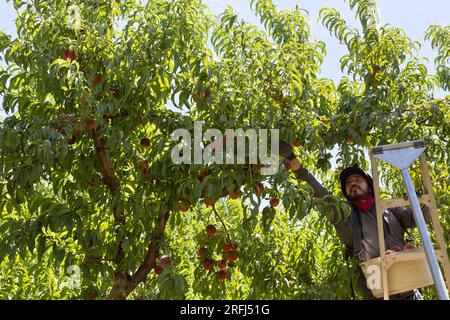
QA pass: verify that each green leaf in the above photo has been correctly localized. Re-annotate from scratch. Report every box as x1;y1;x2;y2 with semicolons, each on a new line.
37;237;46;263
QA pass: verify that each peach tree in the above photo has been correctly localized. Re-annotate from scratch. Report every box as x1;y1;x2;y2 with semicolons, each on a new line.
0;0;449;299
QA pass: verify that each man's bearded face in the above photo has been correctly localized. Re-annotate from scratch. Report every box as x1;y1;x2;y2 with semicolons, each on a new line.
345;174;370;200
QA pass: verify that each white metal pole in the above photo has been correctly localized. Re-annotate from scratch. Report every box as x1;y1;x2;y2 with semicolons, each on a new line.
400;168;449;300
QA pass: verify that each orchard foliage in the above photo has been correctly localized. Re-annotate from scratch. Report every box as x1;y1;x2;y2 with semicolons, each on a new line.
0;0;449;299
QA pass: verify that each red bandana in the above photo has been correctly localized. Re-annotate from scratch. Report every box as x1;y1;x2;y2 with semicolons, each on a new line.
351;194;375;213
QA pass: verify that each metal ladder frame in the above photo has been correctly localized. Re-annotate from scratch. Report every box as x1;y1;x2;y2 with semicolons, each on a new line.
369;140;450;300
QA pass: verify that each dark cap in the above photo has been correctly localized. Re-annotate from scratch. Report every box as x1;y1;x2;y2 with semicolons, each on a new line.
339;164;374;199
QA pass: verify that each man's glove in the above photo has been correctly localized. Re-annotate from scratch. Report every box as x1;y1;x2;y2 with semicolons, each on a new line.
279;140;296;160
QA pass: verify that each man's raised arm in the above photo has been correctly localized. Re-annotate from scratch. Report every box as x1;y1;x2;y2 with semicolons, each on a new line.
279;140;353;247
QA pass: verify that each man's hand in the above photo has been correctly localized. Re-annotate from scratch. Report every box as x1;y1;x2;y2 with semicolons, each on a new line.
279;140;295;159
279;140;302;171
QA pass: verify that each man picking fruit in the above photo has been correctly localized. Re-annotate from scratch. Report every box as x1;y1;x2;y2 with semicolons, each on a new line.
279;140;431;300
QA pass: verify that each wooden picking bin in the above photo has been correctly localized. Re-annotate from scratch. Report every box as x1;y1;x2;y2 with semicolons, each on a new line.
360;247;445;298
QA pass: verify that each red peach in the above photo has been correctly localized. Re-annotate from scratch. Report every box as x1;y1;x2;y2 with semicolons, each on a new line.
270;198;280;207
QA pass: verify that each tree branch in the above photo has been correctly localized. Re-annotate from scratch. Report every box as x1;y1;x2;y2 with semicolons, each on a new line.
213;205;232;245
91;126;125;266
92;128;120;194
107;206;171;300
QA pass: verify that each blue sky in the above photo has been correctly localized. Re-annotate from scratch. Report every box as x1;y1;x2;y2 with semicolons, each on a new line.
201;0;450;84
